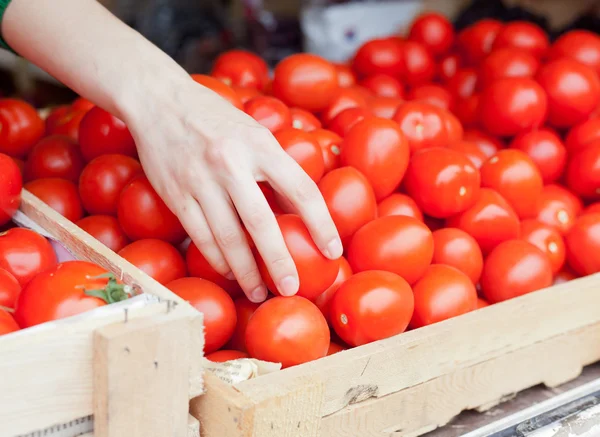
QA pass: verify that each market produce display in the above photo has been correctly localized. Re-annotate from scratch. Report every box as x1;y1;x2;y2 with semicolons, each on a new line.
0;13;599;373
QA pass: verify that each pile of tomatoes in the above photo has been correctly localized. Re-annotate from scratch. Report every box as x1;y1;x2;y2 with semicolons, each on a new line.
1;13;600;368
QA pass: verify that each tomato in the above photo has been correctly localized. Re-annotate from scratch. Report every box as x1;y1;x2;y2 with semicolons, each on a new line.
348;215;433;284
377;193;424;221
535;184;583;235
399;41;435;87
536;59;600;128
15;261;128;328
314;257;352;323
244;96;291;133
438;53;461;82
79;107;137;162
480;239;553;303
0;99;45;158
0;309;19;336
226;298;259;352
432;228;483;284
233;86;261;105
453;94;481;128
274;128;324;183
566;118;600;154
408;85;452;110
211;50;269;90
446;188;520;255
206;350;249;362
272;54;339;112
492;21;549;58
463;129;503;158
335;63;357;87
443;110;464;145
327;342;347;355
167;277;237;354
186;242;242;297
458;19;503;66
565;141;600;201
510;129;567;184
48;110;86;142
447;141;487;168
478;48;540;89
583;203;600;216
360;74;404;98
11;157;24;175
0;228;57;287
565;213;600;276
71;97;95;113
331;270;414;346
312;129;342;173
191;74;243;109
408;12;454;57
118;239;186;284
352;38;404;78
76;215;130;253
393;101;448;153
117;176;187;244
0;267;20;308
341;117;410;200
318;167;377;243
554;268;578;285
327;107;371;137
321;88;369;125
368;96;404;119
480;78;547;137
476;298;490;309
290;108;322;132
549;30;600;75
25;178;84;222
520;219;565;274
45;106;71;134
0;153;22;226
24;136;84;183
256;214;338;299
447;68;478;100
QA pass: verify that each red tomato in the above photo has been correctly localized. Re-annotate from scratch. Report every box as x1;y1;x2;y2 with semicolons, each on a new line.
211;50;269;90
312;129;342;173
447;68;478;99
352;38;404;78
290;108;322;132
79;154;143;216
0;228;57;287
463;129;503;158
393;101;449;153
191;74;243;109
0;99;45;158
432;228;483;284
314;256;352;323
399;41;436;87
274;128;325;183
480;239;553;303
71;97;95;113
49;110;87;143
453;94;481;128
321;88;369;125
405;147;480;218
360;74;405;98
245;296;329;367
583;203;600;216
0;309;19;336
331;270;414;346
0;153;22;226
341;117;410;200
458;19;503;65
566;118;600;154
492;21;549;58
233;86;261;105
15;261;127;328
226;298;259;352
25;178;84;222
410;264;477;328
76;215;130;253
327;107;371;137
206;350;249;362
443;110;464;145
377;193;424;221
11;157;24;175
347;215;434;284
476;298;490;309
24;136;84;183
318;167;377;243
549;30;600;75
327;342;347;355
520;219;566;274
438;53;461;82
119;239;186;285
554;268;578;285
244;96;291;133
79;107;137;162
535;184;583;235
335;63;357;87
0;267;20;308
565;213;600;276
478;48;540;89
565;141;600;201
186;242;242;297
167;277;237;354
408;84;452;110
272;54;339;112
368;96;404;119
509;129;567;184
45;106;71;134
408;12;454;57
536;58;600;128
479;78;547;137
117;176;187;244
446;188;520;255
447;140;487;168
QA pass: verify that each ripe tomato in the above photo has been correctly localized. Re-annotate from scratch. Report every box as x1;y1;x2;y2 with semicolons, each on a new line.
257;214;338;299
206;350;249;362
45;106;71;134
321;88;369;125
327;107;371;137
186;241;242;297
167;277;237;354
554;268;578;285
314;256;352;323
565;213;600;276
79;154;143;216
535;184;583;235
15;261;128;328
0;228;57;286
405;147;481;218
478;48;540;89
565;141;600;201
352;38;404;78
368;96;404;119
272;54;339;112
331;270;414;346
0;267;20;308
0;309;19;336
226;298;259;352
410;264;477;328
443;110;464;145
492;21;549;58
453;94;481;128
432;228;483;284
510;129;567;184
290;108;322;132
480;149;544;218
117;176;187;244
341;117;410;200
244;96;291;133
79;107;137;162
447;140;487;168
76;215;130;253
360;74;404;98
549;30;600;75
457;19;503;66
536;58;600;128
0;153;22;226
377;193;424;221
476;298;490;309
274;128;324;183
25;178;84;222
191;74;243;109
24;136;84;183
232;86;261;105
446;188;520;255
312;129;342;173
0;99;45;158
348;215;433;284
438;53;461;82
327;342;347;355
211;50;269;90
447;68;478;100
71;97;95;113
246;296;329;367
393;101;448;153
520;219;566;274
463;129;503;158
566;118;600;154
399;41;436;86
479;78;547;137
480;239;553;303
318;167;377;243
583;203;600;216
408;84;452;110
119;239;186;285
335;63;357;87
48;110;87;142
408;12;454;57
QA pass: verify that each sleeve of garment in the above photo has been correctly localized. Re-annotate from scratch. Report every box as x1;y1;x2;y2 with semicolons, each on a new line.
0;0;15;52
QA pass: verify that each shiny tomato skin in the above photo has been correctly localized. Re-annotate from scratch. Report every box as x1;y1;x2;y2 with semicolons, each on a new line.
360;74;405;98
565;142;600;201
321;88;369;126
447;141;487;168
566;118;600;154
549;30;600;75
399;41;436;86
226;298;260;352
0;309;19;336
520;219;566;274
119;239;186;285
191;74;243;109
535;184;583;235
463;129;503;158
0;267;20;308
211;50;269;90
290;108;322;132
432;227;484;284
274;128;325;183
377;193;424;221
78;107;137;162
244;96;291;133
408;84;452;110
117;176;187;244
352;38;404;78
509;129;567;184
24;136;84;183
453;94;481;128
393;101;449;153
206;350;249;362
25;178;84;222
476;298;490;309
438;53;461;82
478;48;540;89
48;110;86;142
327;107;371;137
565;213;600;276
314;256;352;324
76;215;130;253
45;106;71;134
330;270;414;347
583;203;600;216
0;99;45;158
341;117;410;200
457;19;503;65
312;129;342;173
167;277;237;354
368;96;404;119
186;241;242;297
348;215;434;284
480;239;553;303
446;68;478;100
408;12;454;57
491;21;549;58
0;153;22;226
245;296;330;368
443;110;464;145
233;86;261;105
335;63;357;88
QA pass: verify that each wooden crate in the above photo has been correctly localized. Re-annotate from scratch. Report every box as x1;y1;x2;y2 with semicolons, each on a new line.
2;191;205;437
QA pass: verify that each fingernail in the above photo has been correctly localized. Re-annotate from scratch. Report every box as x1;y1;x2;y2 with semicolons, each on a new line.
225;271;236;280
249;285;267;303
279;276;299;297
325;238;343;259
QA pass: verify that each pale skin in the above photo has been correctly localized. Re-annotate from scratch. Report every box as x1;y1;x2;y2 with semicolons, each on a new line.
2;0;343;303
